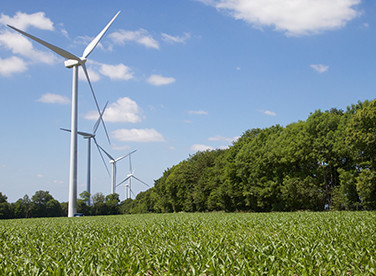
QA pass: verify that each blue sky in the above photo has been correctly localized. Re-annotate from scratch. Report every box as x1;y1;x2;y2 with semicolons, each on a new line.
0;0;375;203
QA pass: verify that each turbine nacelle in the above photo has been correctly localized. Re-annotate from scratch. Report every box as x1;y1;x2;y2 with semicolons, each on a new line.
64;58;87;68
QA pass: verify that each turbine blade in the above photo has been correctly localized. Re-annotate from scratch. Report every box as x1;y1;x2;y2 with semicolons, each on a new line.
61;127;93;137
93;101;108;134
133;176;150;187
118;176;131;186
129;155;132;174
60;128;71;133
131;188;136;198
8;25;81;61
77;130;94;137
96;143;114;161
93;138;111;177
115;153;129;162
114;149;137;162
82;64;111;145
82;11;121;59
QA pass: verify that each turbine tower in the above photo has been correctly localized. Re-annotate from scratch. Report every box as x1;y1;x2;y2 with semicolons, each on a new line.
8;11;120;217
118;151;149;199
61;101;111;205
98;148;137;194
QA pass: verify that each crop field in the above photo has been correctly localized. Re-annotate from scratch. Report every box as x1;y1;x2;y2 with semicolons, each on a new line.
0;212;375;275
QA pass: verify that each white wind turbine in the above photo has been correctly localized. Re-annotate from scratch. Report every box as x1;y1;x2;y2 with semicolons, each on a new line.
118;151;149;200
61;101;111;206
98;148;137;195
8;11;120;217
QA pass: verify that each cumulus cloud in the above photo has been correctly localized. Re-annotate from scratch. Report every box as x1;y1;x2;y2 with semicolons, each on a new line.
0;56;27;76
86;97;142;123
0;11;54;31
191;144;215;152
37;93;70;104
82;61;134;81
197;0;361;36
262;110;276;116
208;135;239;143
188;110;208;115
99;63;134;80
162;32;191;43
111;128;165;142
147;74;176;86
0;30;58;65
109;29;159;49
0;12;58;75
310;64;329;73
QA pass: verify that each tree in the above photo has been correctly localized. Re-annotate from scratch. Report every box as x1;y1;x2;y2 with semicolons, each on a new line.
0;193;11;219
105;193;120;215
77;191;91;215
12;195;31;218
30;191;54;217
46;199;62;217
356;170;376;210
92;193;107;215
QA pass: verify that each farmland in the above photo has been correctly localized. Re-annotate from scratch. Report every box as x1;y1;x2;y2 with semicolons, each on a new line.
0;212;375;275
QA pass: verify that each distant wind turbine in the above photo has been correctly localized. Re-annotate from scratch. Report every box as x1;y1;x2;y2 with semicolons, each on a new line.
61;101;111;205
98;148;137;194
8;11;120;217
118;151;149;200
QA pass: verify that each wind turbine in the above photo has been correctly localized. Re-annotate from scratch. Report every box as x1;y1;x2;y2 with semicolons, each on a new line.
61;101;111;206
98;147;137;194
118;151;149;200
8;11;120;217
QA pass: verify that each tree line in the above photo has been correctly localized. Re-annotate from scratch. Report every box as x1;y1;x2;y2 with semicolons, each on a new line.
0;191;127;219
125;99;376;213
1;99;376;219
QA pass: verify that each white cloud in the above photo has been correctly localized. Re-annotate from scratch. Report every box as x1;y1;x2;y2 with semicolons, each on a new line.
191;144;214;152
198;0;361;36
111;128;165;142
99;63;134;80
147;74;176;86
0;56;27;76
0;30;58;65
162;32;191;43
189;110;208;115
85;97;142;123
208;135;239;143
36;174;45;178
262;110;276;116
37;93;70;104
0;12;58;74
109;29;159;49
310;64;329;73
82;61;134;81
0;11;54;31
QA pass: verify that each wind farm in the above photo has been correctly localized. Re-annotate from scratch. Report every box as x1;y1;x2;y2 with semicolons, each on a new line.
8;11;121;216
117;150;149;200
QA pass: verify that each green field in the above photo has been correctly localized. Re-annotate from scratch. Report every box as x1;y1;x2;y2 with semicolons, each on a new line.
0;212;375;275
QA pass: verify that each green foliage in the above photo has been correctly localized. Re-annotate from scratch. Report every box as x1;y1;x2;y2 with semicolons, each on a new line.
0;212;375;274
0;192;11;219
356;170;376;210
127;99;376;213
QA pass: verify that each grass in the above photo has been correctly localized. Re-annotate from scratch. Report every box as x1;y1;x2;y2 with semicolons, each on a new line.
0;211;375;275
